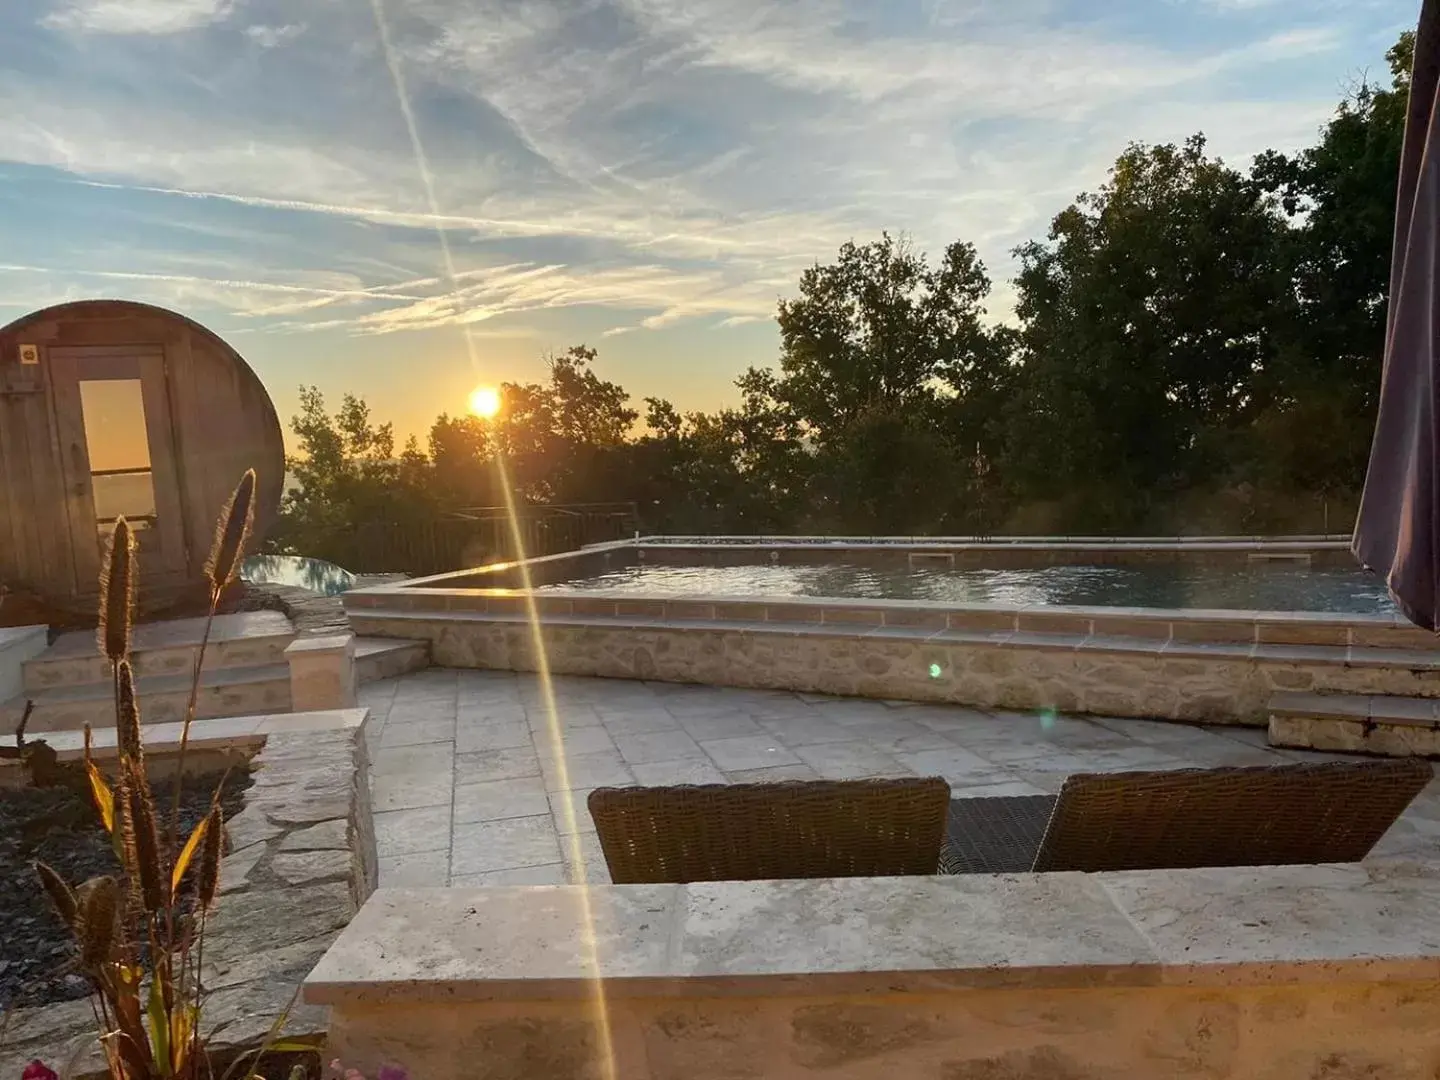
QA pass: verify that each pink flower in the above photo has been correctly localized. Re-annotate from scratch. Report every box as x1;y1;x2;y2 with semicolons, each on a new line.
23;1063;58;1080
377;1068;408;1080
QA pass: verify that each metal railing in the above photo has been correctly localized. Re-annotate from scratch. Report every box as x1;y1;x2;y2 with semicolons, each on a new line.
342;503;639;576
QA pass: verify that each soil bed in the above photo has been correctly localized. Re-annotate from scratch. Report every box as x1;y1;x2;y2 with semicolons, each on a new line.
0;768;251;1009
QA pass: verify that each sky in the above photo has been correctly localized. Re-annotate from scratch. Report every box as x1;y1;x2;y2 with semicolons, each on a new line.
0;0;1420;448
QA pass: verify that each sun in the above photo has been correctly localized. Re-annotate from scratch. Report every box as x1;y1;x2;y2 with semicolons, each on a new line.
468;385;502;419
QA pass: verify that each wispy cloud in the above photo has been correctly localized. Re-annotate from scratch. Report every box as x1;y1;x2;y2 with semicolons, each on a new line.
243;22;305;48
44;0;232;35
1;0;1407;355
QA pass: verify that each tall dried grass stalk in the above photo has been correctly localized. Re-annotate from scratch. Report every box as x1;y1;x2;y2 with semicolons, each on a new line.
116;660;142;764
35;860;78;928
197;805;223;911
124;758;166;916
206;470;256;596
29;469;312;1080
98;518;134;665
75;876;121;969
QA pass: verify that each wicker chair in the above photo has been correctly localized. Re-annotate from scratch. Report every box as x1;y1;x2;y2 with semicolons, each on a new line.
943;758;1434;874
588;777;951;884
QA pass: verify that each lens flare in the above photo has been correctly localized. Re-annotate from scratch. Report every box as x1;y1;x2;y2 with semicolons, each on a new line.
469;385;502;419
367;2;616;1076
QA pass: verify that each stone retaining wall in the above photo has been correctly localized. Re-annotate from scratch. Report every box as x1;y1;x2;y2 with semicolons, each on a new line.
306;862;1440;1080
345;609;1440;725
0;709;374;1078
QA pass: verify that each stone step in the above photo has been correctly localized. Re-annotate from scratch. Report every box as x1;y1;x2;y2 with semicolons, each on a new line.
1267;691;1440;758
1;626;48;703
3;661;292;735
23;611;295;693
354;637;429;684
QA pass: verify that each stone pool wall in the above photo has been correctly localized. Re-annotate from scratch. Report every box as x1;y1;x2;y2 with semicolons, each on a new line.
306;864;1440;1080
344;590;1440;725
0;708;375;1078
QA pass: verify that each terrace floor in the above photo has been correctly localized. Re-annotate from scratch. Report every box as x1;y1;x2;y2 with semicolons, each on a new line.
358;669;1440;887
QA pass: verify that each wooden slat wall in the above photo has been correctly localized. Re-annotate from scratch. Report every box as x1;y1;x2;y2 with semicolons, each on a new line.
0;362;76;598
169;330;284;575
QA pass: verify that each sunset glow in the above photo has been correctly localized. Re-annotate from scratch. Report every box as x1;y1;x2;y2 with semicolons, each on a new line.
468;385;501;419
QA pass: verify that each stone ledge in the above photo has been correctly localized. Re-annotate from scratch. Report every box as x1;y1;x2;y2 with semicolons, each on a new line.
1269;713;1440;758
0;707;368;765
1272;691;1439;724
305;860;1440;1007
348;581;1421;638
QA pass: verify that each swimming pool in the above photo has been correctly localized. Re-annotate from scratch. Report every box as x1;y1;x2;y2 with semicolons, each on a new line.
241;554;356;596
536;561;1394;615
342;537;1434;726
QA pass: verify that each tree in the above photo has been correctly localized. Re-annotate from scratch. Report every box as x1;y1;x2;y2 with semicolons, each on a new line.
1249;30;1411;499
273;386;434;564
775;233;997;439
769;233;1008;531
1005;135;1295;528
428;413;494;507
491;345;639;504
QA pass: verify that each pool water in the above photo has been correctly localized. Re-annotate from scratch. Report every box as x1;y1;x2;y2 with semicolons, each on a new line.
241;555;356;596
540;562;1396;614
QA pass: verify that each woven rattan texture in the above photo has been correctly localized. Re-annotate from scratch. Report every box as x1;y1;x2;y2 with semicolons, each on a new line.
588;777;951;884
1031;758;1433;873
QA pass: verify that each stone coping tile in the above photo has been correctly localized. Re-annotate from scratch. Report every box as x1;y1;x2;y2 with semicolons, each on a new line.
303;860;1440;1008
1074;634;1168;656
1369;695;1440;723
1000;630;1086;652
1269;691;1372;718
0;708;368;763
1160;639;1256;661
346;584;1415;645
1343;646;1440;670
1270;692;1440;726
916;629;1013;650
1096;861;1440;985
305;885;679;1003
284;633;356;656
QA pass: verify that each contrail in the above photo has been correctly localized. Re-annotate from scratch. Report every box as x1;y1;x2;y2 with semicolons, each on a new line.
65;177;599;239
0;263;425;301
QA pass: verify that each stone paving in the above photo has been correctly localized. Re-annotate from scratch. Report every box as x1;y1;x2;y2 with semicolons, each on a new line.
359;668;1440;887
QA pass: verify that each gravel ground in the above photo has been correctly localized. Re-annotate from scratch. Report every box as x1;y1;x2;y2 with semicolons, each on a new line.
0;769;250;1010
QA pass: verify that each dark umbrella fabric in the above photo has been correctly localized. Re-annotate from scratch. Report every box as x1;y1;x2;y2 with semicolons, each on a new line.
1353;0;1440;631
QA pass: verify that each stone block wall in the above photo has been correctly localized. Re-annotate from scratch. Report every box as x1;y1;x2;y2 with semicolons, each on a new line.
349;614;1440;726
324;981;1440;1080
307;866;1440;1080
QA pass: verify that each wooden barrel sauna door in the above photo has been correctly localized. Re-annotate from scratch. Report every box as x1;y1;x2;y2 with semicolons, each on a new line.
48;345;189;591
